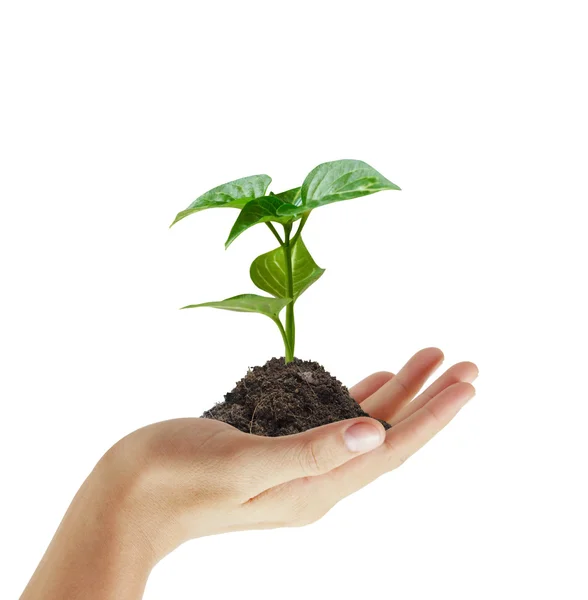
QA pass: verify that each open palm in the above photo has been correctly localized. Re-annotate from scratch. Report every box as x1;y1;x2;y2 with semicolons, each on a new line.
242;347;478;524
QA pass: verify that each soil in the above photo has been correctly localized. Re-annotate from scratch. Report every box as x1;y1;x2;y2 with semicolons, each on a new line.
201;357;391;436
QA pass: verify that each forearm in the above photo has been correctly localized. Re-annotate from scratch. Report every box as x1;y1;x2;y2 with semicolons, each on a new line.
21;456;156;600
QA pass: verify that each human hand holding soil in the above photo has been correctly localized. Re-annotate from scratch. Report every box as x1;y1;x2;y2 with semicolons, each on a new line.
21;347;478;600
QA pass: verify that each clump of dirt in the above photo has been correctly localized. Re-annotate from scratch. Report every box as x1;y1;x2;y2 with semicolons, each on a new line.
202;357;390;436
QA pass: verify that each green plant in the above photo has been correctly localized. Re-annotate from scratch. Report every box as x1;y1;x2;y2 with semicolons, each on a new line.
170;159;400;363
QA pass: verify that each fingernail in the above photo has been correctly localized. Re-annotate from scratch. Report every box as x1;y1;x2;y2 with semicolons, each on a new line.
344;423;384;452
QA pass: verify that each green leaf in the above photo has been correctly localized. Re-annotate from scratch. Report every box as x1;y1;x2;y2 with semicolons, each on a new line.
303;159;400;205
277;160;400;217
250;237;325;301
225;196;297;249
181;294;291;320
271;187;302;206
170;174;271;227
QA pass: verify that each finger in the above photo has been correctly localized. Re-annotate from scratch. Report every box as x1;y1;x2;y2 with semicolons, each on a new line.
294;382;475;502
361;347;444;422
380;381;475;468
245;417;387;491
390;361;478;426
349;371;395;403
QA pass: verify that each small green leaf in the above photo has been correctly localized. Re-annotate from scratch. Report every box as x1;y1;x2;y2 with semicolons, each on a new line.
272;187;302;206
250;237;325;300
277;160;400;217
170;174;271;227
181;294;291;320
225;196;297;248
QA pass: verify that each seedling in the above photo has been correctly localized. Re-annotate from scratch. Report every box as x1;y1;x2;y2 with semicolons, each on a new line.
170;159;400;363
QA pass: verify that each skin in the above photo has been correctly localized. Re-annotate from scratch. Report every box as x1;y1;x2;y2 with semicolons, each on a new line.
21;347;478;600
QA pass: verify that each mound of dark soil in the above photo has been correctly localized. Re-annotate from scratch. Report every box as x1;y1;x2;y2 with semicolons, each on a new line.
201;357;390;436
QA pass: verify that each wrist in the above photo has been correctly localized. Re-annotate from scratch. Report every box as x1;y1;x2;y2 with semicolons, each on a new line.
93;436;180;564
22;447;159;600
88;453;160;569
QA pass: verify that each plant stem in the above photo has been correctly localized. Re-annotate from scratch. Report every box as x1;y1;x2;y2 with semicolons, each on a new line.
266;222;284;246
290;212;309;247
274;317;292;361
283;223;295;363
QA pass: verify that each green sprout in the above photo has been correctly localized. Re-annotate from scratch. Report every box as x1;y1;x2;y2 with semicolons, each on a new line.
170;159;400;363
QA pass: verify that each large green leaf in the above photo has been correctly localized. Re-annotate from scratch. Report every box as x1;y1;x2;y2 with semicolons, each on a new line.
225;196;297;249
277;160;400;216
250;237;325;300
170;174;271;227
180;294;291;320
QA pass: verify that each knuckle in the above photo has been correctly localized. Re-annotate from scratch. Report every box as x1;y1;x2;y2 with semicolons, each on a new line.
422;406;444;431
285;485;334;527
251;482;334;529
289;495;312;526
290;501;328;528
383;437;410;469
221;447;272;496
223;445;252;470
395;377;410;396
298;440;325;476
293;516;315;528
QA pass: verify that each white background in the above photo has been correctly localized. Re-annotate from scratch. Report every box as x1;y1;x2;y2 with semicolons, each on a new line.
1;1;587;598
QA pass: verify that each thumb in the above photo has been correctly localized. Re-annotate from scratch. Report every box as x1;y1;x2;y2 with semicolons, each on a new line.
251;417;386;489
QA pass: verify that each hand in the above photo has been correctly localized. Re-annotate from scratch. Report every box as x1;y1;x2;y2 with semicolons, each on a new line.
100;347;477;557
22;347;478;600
